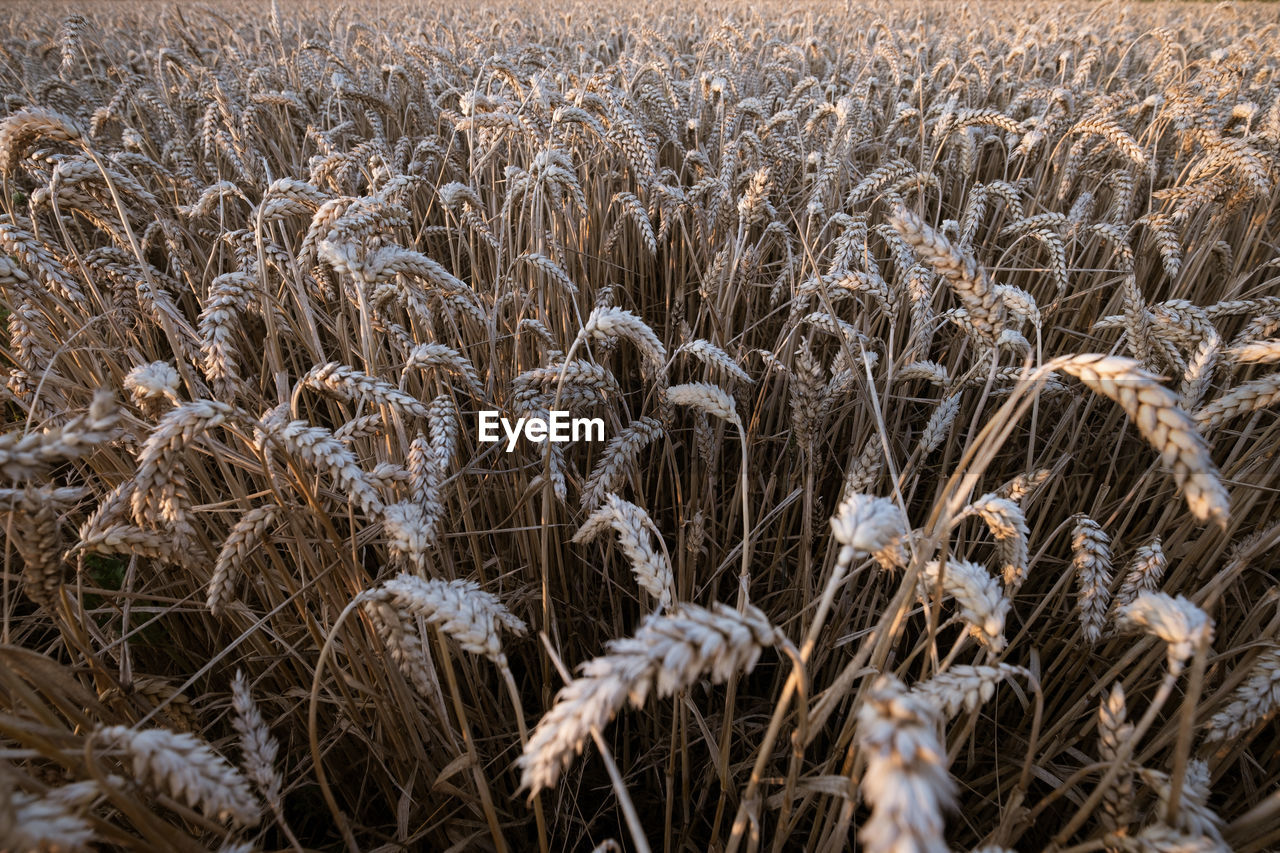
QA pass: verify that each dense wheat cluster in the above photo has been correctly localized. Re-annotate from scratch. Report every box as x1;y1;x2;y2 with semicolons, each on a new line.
3;0;1280;850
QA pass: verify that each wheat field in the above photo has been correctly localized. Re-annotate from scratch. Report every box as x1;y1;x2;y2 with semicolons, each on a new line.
2;1;1280;850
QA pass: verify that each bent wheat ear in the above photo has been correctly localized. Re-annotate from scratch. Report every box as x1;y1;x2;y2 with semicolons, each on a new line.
889;205;1003;340
519;602;777;795
674;339;754;385
253;414;382;515
362;574;526;664
578;306;668;369
857;675;955;853
404;344;484;397
575;493;675;608
665;382;741;427
1055;354;1229;527
132;399;234;528
919;560;1010;651
0;390;119;480
961;494;1030;592
95;725;260;826
0;108;83;174
302;362;431;419
1119;592;1214;675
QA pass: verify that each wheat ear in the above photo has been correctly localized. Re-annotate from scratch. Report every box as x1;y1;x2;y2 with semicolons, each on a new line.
856;674;955;853
1195;371;1280;431
574;493;675;608
519;602;778;795
1204;647;1280;742
889;205;1003;340
919;559;1011;651
361;574;526;665
230;671;283;809
1112;537;1167;618
209;505;278;616
910;663;1030;719
1055;354;1229;527
1098;683;1136;837
0;788;94;852
581;417;664;510
95;725;260;826
1118;592;1214;676
1072;514;1113;645
0;390;119;480
961;494;1030;592
132;399;233;528
830;492;908;570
